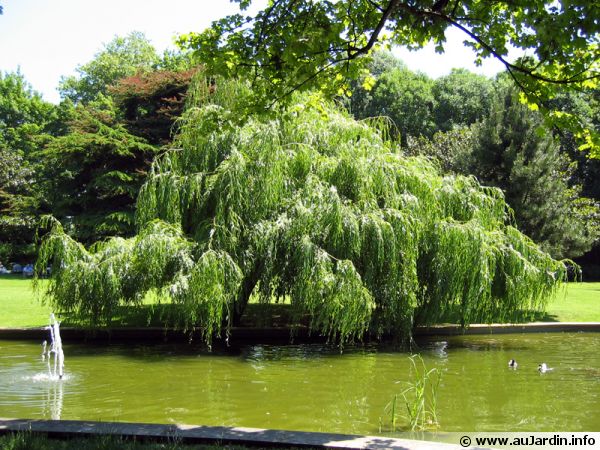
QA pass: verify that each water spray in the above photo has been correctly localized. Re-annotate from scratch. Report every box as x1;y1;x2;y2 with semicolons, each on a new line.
43;313;64;380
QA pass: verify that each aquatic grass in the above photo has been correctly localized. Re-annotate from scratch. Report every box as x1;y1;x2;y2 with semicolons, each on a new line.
383;355;441;432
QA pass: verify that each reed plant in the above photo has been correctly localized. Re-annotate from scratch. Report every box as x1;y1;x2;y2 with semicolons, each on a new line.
383;354;441;432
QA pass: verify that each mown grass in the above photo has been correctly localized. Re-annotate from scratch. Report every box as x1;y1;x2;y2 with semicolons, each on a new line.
0;275;53;327
0;275;598;329
548;282;600;322
0;432;312;450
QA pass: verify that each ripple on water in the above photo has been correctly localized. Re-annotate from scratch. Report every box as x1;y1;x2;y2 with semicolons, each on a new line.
0;358;80;409
27;373;73;382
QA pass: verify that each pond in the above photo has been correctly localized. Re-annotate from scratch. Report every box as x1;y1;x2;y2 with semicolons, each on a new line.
1;332;599;435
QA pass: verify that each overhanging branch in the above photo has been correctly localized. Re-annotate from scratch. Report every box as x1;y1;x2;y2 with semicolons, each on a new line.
338;0;599;86
347;0;400;58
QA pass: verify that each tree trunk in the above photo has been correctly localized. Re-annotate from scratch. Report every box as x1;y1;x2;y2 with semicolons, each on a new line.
232;262;261;326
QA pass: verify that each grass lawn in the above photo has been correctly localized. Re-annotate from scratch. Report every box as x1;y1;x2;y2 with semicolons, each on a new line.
548;282;600;322
0;275;53;328
0;274;598;328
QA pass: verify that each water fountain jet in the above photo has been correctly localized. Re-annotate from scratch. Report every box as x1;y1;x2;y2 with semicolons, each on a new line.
43;314;64;380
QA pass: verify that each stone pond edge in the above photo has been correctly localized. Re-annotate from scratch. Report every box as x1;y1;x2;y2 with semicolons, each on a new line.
0;418;489;450
0;322;599;343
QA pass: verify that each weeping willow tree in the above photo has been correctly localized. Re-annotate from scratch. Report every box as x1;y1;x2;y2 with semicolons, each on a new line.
36;78;567;345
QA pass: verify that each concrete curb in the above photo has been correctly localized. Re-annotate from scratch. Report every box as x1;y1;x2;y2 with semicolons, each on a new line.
0;323;599;343
0;418;485;449
415;322;600;336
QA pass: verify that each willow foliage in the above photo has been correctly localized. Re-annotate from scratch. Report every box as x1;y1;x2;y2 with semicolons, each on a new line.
37;79;567;345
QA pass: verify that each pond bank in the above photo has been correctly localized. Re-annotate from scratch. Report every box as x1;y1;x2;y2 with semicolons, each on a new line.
1;322;599;343
0;418;478;450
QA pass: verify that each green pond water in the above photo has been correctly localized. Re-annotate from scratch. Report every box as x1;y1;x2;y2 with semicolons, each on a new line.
1;333;599;435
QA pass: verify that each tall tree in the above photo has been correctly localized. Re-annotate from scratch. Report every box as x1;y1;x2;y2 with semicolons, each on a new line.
0;147;35;262
59;31;159;104
109;68;198;146
37;79;566;345
432;68;494;132
38;96;158;243
345;50;406;119
547;88;600;277
468;85;599;259
549;89;600;200
0;72;57;262
0;71;56;157
365;67;437;145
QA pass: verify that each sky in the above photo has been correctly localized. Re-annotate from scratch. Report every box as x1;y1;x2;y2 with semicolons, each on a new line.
1;0;506;104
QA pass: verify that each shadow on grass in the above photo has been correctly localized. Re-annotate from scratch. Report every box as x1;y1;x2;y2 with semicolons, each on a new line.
239;303;302;328
57;304;175;328
57;301;558;334
59;303;302;329
0;273;33;281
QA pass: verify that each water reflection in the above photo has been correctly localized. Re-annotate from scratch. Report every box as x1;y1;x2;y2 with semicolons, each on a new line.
0;341;72;421
27;354;69;420
422;340;448;358
41;377;64;420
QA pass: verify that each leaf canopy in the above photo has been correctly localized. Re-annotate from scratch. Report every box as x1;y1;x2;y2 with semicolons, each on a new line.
178;0;600;153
